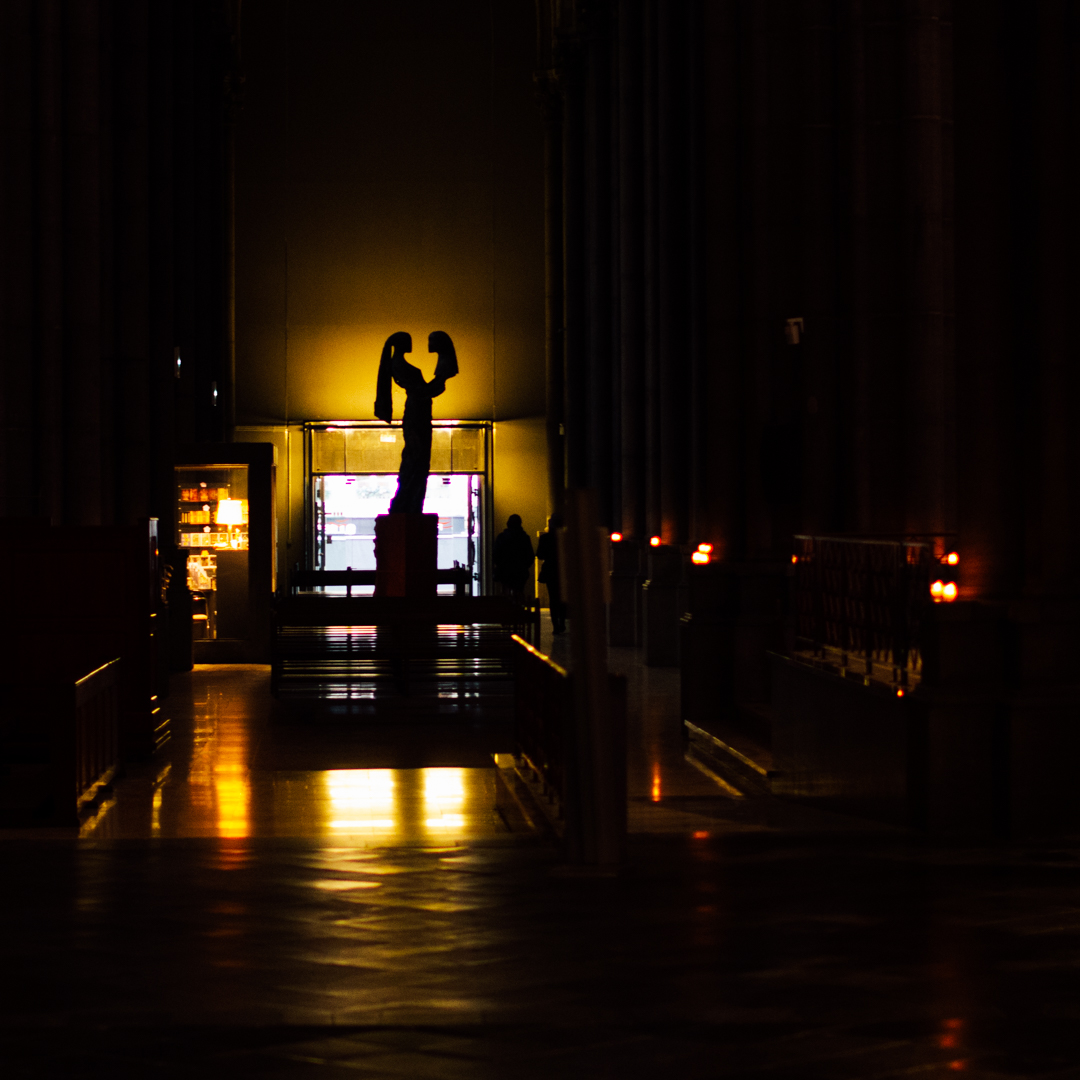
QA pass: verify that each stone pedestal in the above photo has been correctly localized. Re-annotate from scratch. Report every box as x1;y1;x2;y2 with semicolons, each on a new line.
374;513;438;597
608;539;643;646
680;560;787;743
917;600;1010;835
643;546;684;667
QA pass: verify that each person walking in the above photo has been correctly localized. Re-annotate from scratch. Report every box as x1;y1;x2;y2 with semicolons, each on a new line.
535;514;566;634
492;514;535;602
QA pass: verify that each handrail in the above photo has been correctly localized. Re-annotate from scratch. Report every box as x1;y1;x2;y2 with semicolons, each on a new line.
791;534;937;689
510;633;568;677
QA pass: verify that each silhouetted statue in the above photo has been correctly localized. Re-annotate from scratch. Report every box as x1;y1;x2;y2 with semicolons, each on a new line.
374;331;458;515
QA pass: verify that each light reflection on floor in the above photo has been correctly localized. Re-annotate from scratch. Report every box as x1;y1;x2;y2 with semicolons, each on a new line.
85;764;503;842
79;666;510;842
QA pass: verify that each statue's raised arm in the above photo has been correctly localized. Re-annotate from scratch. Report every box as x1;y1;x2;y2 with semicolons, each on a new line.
429;330;458;392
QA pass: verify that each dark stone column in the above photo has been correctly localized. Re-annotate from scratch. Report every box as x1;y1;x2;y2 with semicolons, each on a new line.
699;0;746;559
63;0;105;525
954;1;1020;601
902;1;952;537
35;0;66;524
222;0;242;443
562;55;588;491
641;0;661;538
585;15;614;525
616;0;646;542
686;0;707;544
538;75;565;515
148;0;177;528
111;0;153;525
798;0;838;536
842;0;873;533
655;0;690;544
0;2;38;518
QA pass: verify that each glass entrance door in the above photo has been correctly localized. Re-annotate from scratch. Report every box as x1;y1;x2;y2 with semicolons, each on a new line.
313;473;483;595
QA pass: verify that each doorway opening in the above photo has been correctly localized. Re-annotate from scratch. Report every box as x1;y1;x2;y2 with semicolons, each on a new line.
304;421;491;594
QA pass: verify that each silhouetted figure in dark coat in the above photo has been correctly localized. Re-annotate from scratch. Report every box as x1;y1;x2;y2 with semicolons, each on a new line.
493;514;535;601
535;514;566;633
374;331;458;515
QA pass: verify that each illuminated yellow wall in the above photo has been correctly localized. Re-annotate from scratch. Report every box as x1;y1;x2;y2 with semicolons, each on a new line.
492;418;549;561
236;0;546;428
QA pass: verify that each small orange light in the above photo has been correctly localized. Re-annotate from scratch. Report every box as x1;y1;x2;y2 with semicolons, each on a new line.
791;554;798;564
692;831;709;839
942;581;958;601
896;688;904;697
931;580;944;599
697;542;713;554
649;536;661;547
691;551;709;565
610;532;623;543
946;551;959;566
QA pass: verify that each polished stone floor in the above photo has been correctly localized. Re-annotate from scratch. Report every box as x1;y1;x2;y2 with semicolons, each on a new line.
3;642;1080;1077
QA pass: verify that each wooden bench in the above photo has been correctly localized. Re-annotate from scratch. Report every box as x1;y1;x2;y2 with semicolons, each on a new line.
289;567;473;596
271;593;540;697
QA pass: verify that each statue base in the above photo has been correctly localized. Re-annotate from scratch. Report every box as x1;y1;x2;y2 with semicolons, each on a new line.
374;513;438;597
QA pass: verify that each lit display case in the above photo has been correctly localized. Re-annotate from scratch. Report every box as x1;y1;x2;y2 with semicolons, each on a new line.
176;465;250;643
177;466;249;552
174;446;275;660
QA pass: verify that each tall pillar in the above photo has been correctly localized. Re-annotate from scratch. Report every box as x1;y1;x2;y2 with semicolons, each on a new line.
562;55;588;491
538;73;565;517
0;2;36;518
617;0;646;542
33;1;65;524
64;0;104;526
642;0;661;538
902;1;952;537
149;0;177;527
656;0;690;544
112;0;153;525
585;18;614;525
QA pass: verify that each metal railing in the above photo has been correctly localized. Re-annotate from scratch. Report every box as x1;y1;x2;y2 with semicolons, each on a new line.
512;636;571;810
792;535;938;689
74;658;121;814
0;656;119;825
511;635;627;857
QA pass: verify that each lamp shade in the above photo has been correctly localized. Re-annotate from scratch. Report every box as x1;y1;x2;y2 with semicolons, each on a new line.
216;499;245;526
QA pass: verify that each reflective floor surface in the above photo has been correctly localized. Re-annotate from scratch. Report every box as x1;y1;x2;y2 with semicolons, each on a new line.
77;665;521;843
75;647;767;843
4;653;1080;1077
3;833;1080;1077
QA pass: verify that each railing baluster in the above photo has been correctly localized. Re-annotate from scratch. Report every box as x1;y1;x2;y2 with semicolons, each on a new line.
791;533;947;691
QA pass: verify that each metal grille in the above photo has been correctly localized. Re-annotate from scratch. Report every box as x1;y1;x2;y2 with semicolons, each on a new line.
792;535;935;689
